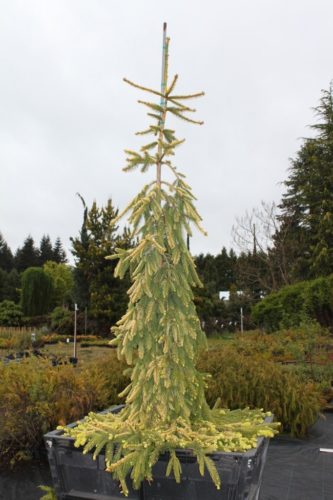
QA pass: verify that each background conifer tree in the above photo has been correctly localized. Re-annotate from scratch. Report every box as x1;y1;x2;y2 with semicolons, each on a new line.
15;236;40;272
71;194;90;310
52;237;67;263
279;85;333;279
39;235;54;265
0;269;20;303
71;197;131;332
0;233;14;272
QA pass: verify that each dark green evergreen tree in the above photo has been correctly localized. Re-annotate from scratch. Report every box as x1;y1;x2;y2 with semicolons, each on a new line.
15;236;40;272
71;198;131;332
52;237;67;263
0;269;7;302
279;85;333;279
2;269;21;303
0;233;14;272
39;235;54;265
71;194;90;310
215;247;237;291
193;248;238;333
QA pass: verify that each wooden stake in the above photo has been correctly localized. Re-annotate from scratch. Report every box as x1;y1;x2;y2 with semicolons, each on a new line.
157;22;168;187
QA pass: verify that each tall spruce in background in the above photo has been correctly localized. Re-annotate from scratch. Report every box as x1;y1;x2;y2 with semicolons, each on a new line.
0;233;14;272
71;197;131;331
52;237;67;263
64;25;277;495
279;85;333;279
39;235;54;265
71;194;90;310
14;236;40;272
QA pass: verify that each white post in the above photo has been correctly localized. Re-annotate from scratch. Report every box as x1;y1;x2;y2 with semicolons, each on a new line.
240;307;244;333
73;303;78;359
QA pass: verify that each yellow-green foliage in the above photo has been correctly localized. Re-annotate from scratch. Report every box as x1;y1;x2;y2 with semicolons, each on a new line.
62;33;279;496
65;407;277;497
0;355;126;466
39;486;56;500
198;348;323;437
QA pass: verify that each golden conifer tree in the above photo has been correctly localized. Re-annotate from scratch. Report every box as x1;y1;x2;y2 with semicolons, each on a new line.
63;24;278;496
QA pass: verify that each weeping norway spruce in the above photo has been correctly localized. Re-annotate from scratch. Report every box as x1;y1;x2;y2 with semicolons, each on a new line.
61;24;279;496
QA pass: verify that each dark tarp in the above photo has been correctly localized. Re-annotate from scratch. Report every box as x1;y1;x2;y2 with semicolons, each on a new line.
0;460;52;500
260;411;333;500
0;412;332;500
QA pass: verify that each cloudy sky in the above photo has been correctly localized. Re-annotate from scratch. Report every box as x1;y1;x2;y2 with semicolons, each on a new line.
1;0;332;261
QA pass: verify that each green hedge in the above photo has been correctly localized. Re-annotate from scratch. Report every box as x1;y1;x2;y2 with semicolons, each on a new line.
251;275;333;331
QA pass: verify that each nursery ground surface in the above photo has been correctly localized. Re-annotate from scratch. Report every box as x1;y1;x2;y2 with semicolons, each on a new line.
0;335;233;363
0;411;332;500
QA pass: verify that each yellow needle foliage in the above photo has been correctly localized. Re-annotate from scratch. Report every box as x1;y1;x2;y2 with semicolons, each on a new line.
61;33;279;496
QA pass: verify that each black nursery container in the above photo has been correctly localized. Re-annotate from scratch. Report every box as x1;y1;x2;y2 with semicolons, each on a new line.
44;407;271;500
143;432;270;500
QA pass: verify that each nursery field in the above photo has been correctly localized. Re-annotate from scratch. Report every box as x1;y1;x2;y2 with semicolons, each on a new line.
0;324;332;499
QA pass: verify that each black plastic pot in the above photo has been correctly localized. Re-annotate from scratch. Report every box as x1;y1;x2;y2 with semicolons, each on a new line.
142;431;271;500
44;407;271;500
44;406;140;500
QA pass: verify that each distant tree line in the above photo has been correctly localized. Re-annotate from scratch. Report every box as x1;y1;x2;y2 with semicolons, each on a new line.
0;234;67;304
1;84;333;333
231;84;333;329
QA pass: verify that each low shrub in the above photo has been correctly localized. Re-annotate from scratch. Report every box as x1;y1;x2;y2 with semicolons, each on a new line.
0;301;23;326
0;343;325;468
251;275;333;331
50;306;73;334
198;347;324;437
228;323;333;364
0;354;127;467
0;328;44;351
284;363;333;402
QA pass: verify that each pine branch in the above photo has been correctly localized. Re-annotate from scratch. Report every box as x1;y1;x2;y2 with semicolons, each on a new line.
140;142;158;152
166;74;178;96
123;78;165;99
138;100;164;113
163;129;176;143
147;112;163;121
168;107;204;125
170;91;205;100
136;126;160;136
167;101;197;112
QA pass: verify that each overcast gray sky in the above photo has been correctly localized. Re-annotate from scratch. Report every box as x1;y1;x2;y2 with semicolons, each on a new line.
1;0;332;261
